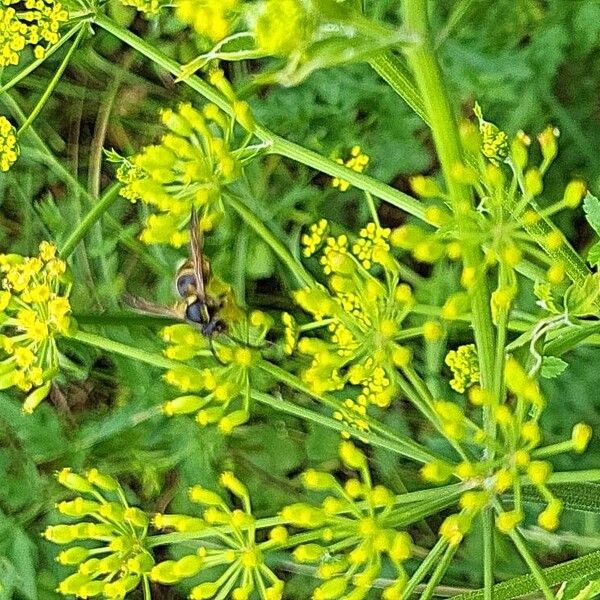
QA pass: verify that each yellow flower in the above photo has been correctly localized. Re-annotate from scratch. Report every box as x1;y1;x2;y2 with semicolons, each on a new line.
47;469;152;598
254;0;308;56
119;101;244;246
331;146;370;192
175;0;241;42
0;242;73;411
0;116;19;172
445;344;480;393
287;442;411;598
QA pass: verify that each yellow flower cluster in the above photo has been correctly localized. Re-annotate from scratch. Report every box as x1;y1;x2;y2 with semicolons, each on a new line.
0;0;68;67
284;441;412;600
422;357;593;542
175;0;241;42
445;344;480;393
253;0;308;56
473;102;509;164
332;146;370;192
118;100;242;247
301;218;328;258
161;309;271;434
120;0;161;15
291;223;421;429
152;471;284;600
45;468;153;599
0;241;73;413
0;115;19;172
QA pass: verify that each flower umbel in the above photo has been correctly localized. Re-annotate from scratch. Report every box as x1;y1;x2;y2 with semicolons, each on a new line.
0;241;74;412
331;146;370;192
0;116;19;172
151;471;284;599
161;308;272;434
118;98;246;246
46;468;153;599
0;0;68;66
285;441;413;599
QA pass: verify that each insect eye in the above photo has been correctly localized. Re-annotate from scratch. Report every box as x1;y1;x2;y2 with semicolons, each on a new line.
176;273;196;297
185;300;207;324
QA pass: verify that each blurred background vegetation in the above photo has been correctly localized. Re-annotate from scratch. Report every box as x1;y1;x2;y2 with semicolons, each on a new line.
2;0;600;596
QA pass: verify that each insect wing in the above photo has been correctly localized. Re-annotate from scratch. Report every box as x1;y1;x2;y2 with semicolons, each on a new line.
124;293;184;321
189;208;208;303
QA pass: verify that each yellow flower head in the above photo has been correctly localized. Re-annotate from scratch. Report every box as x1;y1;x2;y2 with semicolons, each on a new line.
175;0;241;42
152;471;284;599
119;101;244;246
287;442;411;597
0;242;73;412
161;308;271;434
331;146;370;192
445;344;480;393
0;116;19;172
0;0;68;67
47;469;152;598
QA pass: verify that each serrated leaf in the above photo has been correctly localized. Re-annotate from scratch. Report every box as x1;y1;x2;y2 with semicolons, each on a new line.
583;192;600;236
588;242;600;267
541;355;569;378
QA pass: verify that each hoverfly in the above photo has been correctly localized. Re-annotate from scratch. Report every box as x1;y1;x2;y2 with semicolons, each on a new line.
127;208;229;337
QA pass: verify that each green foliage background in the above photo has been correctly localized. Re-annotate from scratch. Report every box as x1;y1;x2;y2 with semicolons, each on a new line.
2;0;600;597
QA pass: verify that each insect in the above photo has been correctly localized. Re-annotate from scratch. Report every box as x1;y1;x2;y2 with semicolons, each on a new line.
126;208;228;337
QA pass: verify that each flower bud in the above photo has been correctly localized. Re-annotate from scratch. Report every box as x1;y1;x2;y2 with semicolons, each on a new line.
56;468;94;494
293;543;326;563
339;441;367;470
572;423;592;453
563;180;586;209
496;510;523;533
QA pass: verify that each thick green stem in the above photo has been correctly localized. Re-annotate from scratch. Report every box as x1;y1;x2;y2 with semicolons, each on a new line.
400;0;495;385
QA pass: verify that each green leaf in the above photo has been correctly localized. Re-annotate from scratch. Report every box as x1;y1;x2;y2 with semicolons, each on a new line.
559;576;600;600
453;551;600;600
583;192;600;236
541;355;569;378
588;242;600;267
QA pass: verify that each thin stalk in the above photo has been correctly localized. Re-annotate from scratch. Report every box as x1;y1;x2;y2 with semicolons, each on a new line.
17;27;86;136
59;183;122;259
70;329;205;372
482;508;494;600
506;528;555;600
252;390;437;464
419;543;458;600
403;538;448;598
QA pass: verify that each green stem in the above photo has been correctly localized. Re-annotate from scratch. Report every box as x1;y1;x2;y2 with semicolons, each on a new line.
92;13;429;224
506;527;555;600
256;361;439;463
482;508;494;600
419;543;458;600
368;53;429;126
59;183;122;259
399;0;495;387
403;538;448;598
17;27;86;136
224;194;314;288
70;329;203;372
547;470;600;485
251;389;436;464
